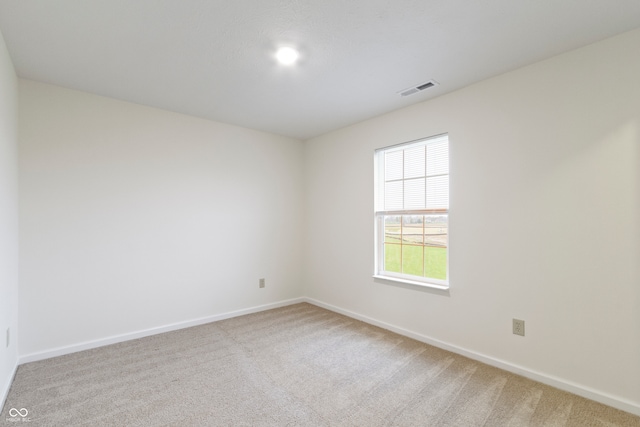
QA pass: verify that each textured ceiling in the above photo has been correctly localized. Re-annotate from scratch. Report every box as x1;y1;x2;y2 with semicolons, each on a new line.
1;1;640;140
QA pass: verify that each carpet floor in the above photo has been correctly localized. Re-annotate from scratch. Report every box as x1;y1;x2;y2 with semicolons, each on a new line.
2;303;639;426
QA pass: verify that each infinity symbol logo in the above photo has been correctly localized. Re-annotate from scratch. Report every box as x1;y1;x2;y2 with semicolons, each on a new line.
9;408;28;417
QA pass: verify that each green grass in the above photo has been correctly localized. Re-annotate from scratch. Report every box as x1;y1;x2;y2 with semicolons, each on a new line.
384;243;447;280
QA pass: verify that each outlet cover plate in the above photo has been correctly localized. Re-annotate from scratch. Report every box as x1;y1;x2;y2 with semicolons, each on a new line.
513;319;525;336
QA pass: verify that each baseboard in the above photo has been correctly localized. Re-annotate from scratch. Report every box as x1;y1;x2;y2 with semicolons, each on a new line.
1;362;18;414
19;297;305;365
304;297;640;417
15;296;640;416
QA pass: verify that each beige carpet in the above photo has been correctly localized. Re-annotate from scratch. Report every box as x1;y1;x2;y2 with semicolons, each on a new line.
2;303;639;426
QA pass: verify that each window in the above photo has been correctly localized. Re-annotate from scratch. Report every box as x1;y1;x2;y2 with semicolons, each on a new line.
374;134;449;288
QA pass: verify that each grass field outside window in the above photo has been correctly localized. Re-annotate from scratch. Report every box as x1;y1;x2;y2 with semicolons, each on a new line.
383;214;447;280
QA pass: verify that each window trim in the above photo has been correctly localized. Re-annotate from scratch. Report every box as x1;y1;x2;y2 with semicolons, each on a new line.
373;134;450;289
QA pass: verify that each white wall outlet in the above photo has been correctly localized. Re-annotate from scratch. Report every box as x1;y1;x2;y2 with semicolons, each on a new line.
259;278;265;288
513;319;525;336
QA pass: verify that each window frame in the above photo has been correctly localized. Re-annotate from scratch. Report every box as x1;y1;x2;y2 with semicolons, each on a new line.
373;134;450;289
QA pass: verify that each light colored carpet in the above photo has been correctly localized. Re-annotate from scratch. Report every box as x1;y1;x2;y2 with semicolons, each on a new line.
2;303;639;426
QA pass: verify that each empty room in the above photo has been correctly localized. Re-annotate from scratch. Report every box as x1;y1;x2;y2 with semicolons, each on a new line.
1;1;639;425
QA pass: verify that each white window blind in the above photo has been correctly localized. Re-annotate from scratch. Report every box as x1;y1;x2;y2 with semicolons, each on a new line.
377;134;449;213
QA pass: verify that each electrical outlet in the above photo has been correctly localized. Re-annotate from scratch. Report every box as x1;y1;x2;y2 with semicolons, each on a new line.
259;278;265;288
6;328;9;348
513;319;525;336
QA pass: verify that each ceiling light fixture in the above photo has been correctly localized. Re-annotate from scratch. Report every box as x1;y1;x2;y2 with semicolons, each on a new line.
275;47;300;65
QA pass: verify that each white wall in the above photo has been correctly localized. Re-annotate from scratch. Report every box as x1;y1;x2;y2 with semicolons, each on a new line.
304;29;640;412
0;29;18;406
19;80;304;357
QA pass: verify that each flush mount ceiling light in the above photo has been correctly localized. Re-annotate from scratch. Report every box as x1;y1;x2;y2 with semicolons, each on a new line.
275;47;300;65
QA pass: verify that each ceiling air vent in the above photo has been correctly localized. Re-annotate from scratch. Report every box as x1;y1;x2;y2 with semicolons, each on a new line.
398;80;439;97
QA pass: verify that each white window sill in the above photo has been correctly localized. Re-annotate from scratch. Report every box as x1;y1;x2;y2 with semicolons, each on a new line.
373;275;449;291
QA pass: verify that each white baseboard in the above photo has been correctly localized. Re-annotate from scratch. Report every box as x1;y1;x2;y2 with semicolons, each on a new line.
303;297;640;417
14;296;640;417
1;362;18;413
19;297;305;365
